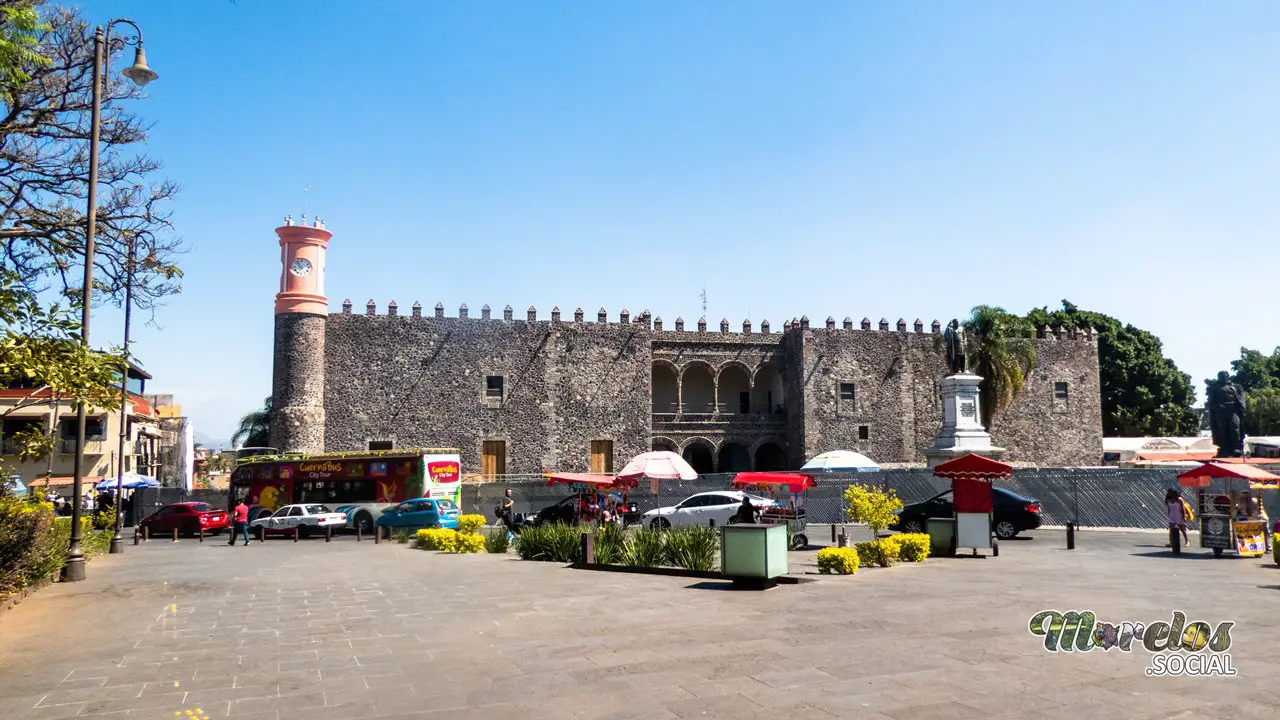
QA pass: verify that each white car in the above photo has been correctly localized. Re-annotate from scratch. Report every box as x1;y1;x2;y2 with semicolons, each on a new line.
641;491;774;530
249;503;347;538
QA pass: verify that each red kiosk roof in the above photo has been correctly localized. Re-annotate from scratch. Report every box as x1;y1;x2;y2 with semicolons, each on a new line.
730;472;816;493
932;454;1013;481
1177;462;1280;488
544;473;639;489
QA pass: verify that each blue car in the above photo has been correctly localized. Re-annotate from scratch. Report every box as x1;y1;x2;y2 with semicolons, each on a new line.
375;497;460;530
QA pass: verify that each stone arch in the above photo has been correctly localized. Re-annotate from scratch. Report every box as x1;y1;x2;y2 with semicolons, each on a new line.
716;363;752;415
680;362;715;415
751;364;785;415
753;440;787;471
651;436;678;453
681;436;716;474
651;361;678;414
717;441;751;473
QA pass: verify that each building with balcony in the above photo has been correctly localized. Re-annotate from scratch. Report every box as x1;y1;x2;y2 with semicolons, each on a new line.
1;362;164;493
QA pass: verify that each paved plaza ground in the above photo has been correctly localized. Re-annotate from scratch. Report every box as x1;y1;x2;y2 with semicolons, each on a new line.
1;527;1278;720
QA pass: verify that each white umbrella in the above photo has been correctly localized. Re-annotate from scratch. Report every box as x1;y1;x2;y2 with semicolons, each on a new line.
616;451;698;482
802;450;880;472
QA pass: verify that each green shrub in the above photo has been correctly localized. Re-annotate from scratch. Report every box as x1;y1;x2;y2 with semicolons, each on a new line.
854;539;897;568
1;500;114;601
663;526;718;571
453;531;485;554
393;530;412;544
514;523;583;563
622;529;665;568
484;527;511;554
817;547;860;575
889;533;931;563
594;523;629;565
456;514;486;534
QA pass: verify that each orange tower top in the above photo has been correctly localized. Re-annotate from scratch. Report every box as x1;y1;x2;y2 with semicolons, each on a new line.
274;216;332;315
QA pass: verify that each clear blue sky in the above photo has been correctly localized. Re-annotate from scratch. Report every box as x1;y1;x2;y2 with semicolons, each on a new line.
76;0;1280;444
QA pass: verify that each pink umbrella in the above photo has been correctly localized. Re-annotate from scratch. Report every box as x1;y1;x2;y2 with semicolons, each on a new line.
616;451;698;482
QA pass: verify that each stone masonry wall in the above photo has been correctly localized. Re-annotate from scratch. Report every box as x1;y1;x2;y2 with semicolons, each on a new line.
796;322;1102;464
270;313;326;453
323;307;651;474
988;331;1104;466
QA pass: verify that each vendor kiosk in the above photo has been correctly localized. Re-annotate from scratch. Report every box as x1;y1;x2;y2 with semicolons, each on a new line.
1177;462;1279;558
933;453;1011;557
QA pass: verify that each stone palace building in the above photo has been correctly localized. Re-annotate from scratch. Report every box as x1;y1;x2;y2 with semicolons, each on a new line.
269;221;1103;475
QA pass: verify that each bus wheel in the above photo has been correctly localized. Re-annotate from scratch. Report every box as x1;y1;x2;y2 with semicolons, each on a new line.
355;512;374;535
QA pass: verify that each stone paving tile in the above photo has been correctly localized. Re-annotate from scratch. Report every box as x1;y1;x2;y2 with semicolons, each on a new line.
0;530;1277;720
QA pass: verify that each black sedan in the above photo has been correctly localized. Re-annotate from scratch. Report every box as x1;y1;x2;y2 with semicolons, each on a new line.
525;495;641;527
891;488;1042;539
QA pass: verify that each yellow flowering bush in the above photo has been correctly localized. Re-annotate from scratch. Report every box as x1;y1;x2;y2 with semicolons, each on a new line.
855;539;898;567
416;528;457;552
885;533;931;563
453;531;485;554
456;514;486;534
816;547;859;575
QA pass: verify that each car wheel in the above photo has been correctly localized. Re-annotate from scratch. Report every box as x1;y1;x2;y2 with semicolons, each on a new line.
901;519;924;534
185;520;201;538
650;518;670;530
994;521;1018;540
299;525;311;539
790;534;807;551
355;512;374;535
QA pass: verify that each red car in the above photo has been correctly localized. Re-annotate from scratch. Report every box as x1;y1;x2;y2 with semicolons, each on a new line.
139;502;230;537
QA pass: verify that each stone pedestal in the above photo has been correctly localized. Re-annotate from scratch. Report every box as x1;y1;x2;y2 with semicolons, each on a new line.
925;374;1005;468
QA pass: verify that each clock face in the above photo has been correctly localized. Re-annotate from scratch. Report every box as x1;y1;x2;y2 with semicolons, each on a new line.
289;258;313;277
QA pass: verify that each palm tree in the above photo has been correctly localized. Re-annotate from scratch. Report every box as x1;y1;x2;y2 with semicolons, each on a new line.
965;306;1037;428
232;397;272;448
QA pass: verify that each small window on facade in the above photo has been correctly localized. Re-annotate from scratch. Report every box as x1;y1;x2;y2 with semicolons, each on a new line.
839;383;856;402
1053;381;1069;400
369;440;394;451
485;376;504;403
858;425;870;440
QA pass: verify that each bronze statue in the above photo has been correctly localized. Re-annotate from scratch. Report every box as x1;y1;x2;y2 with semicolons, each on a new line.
1207;371;1246;458
943;319;967;375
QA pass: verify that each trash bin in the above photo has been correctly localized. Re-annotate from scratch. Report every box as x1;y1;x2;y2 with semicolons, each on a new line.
926;517;957;557
721;524;788;588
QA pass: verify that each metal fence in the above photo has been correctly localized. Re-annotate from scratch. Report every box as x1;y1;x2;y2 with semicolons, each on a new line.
460;467;1280;531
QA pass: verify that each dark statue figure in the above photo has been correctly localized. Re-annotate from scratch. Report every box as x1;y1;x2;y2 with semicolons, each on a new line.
1207;371;1246;458
944;319;968;375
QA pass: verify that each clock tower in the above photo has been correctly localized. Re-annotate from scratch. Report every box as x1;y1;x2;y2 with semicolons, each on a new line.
270;217;331;454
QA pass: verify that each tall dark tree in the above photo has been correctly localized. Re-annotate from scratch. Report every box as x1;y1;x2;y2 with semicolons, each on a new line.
2;5;183;314
231;397;271;449
964;305;1037;428
1027;301;1198;437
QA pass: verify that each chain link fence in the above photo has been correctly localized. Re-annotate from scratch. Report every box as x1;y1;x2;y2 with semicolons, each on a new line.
461;466;1280;531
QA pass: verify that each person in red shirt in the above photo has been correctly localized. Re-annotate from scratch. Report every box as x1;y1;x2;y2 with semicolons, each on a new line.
231;500;250;546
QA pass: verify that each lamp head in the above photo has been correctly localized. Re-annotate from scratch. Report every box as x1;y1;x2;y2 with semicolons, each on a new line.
122;46;158;86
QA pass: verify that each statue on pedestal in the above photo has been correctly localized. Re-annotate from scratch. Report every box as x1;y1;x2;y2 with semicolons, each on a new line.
944;319;968;375
1207;371;1246;458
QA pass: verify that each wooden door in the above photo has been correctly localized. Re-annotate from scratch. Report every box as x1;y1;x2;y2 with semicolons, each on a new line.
482;440;506;477
590;440;614;474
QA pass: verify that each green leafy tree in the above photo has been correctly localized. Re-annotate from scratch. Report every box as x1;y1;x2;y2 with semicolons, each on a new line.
0;1;48;103
843;483;902;567
1225;347;1280;392
1027;301;1198;437
1243;388;1280;436
964;306;1037;428
232;397;272;449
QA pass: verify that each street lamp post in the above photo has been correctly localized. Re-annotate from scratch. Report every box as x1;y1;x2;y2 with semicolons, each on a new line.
62;20;157;582
109;234;135;554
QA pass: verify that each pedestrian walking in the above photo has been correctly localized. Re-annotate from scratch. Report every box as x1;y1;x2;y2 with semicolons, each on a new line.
1165;488;1186;548
1178;494;1194;546
498;489;517;540
231;499;250;546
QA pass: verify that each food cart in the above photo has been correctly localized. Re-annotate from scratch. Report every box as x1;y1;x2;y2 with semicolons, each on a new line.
730;472;815;550
1178;462;1279;558
933;453;1011;557
543;472;639;524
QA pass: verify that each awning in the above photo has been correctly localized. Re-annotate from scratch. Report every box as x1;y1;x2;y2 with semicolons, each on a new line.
544;473;622;489
932;453;1013;481
29;476;106;488
1178;462;1280;489
731;472;816;493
